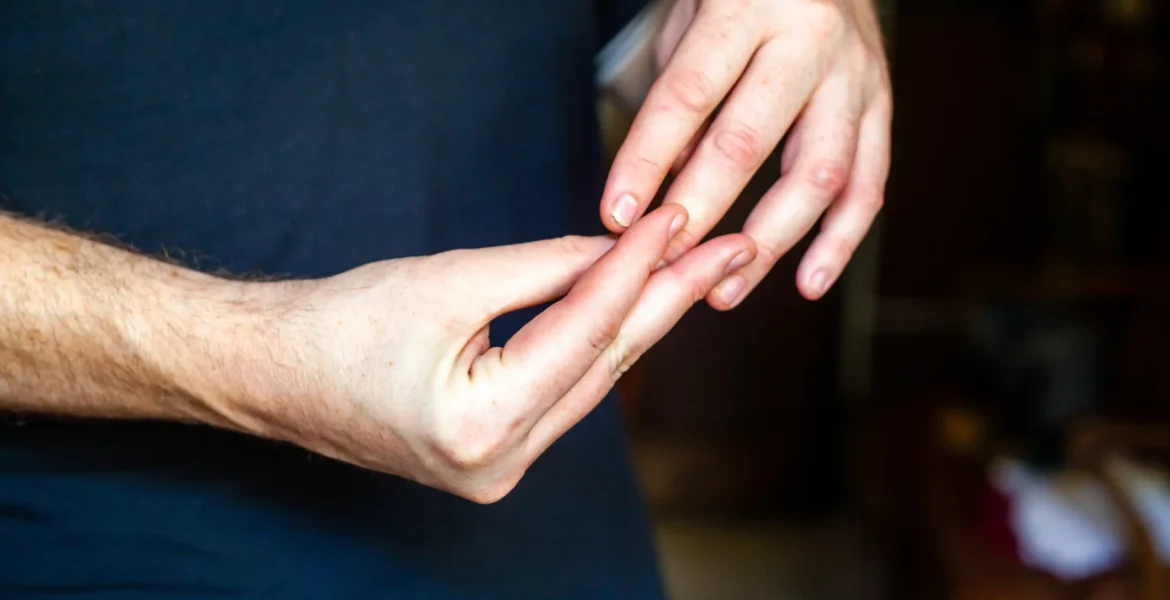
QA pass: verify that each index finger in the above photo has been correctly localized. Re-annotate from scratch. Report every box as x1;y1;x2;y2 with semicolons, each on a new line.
600;6;761;232
496;204;688;406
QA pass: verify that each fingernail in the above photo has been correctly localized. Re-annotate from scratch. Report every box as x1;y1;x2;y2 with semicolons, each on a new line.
715;275;746;307
668;213;687;239
611;194;638;228
808;268;831;297
726;251;753;275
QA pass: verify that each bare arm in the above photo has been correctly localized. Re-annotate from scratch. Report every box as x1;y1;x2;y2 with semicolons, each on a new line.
0;205;758;501
0;213;289;429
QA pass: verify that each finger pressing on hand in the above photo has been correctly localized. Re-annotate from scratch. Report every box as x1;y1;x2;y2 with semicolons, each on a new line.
795;102;891;300
709;76;863;310
601;5;761;233
494;204;689;412
525;232;757;457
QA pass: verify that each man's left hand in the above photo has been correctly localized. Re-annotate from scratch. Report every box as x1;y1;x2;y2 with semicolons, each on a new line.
601;0;892;308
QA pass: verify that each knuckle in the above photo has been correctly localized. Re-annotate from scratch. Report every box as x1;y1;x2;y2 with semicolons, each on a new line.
803;1;845;39
754;239;788;266
437;438;496;472
429;415;512;472
846;47;874;74
630;151;669;173
606;339;639;384
713;123;767;172
807;162;850;198
859;190;885;211
460;476;521;505
661;267;708;307
587;314;622;355
556;235;593;257
841;182;885;213
611;357;636;385
662;66;717;115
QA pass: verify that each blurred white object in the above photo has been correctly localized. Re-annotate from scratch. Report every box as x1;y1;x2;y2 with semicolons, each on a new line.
595;3;666;109
991;456;1170;581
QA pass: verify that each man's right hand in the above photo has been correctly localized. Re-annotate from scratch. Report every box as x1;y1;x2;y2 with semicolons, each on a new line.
254;205;755;503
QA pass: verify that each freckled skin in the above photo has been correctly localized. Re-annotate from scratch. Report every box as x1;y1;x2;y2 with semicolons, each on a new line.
602;0;891;306
0;0;889;504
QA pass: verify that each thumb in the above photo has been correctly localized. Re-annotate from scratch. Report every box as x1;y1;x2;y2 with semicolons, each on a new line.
441;235;617;322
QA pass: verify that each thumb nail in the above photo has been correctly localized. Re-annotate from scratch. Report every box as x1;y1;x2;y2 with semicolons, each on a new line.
668;213;687;239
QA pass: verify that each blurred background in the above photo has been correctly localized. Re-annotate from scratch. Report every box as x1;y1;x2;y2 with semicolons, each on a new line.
599;0;1170;598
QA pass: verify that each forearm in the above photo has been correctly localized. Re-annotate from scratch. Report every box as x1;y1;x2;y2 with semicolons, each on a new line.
0;214;293;429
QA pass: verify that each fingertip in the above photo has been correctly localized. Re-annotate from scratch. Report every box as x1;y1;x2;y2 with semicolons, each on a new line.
607;193;641;230
731;233;759;263
667;208;688;239
797;285;821;302
663;233;754;311
718;234;763;308
626;202;688;241
654;201;689;222
661;211;709;264
705;294;733;312
601;205;626;234
709;275;748;311
797;266;836;301
569;234;619;255
726;249;755;276
710;232;758;269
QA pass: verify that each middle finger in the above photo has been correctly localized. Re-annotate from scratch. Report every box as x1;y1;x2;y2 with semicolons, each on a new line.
660;37;827;262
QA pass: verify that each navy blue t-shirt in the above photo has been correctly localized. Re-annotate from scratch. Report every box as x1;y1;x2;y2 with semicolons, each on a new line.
0;2;663;598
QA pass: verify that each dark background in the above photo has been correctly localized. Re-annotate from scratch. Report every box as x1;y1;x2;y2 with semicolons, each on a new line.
607;0;1170;597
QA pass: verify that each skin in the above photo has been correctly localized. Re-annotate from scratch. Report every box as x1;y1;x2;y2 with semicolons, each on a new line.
1;1;889;506
0;208;756;503
602;0;893;308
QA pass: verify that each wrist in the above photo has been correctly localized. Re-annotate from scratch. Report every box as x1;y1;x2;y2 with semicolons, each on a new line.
136;273;313;434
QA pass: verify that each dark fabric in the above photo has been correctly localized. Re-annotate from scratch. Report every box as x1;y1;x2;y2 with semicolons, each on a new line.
0;1;662;598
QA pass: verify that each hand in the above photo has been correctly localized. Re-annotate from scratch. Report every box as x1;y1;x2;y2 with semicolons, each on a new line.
601;0;892;307
254;206;756;503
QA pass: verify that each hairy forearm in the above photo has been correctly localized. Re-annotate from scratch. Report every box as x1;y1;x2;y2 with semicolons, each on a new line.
0;214;294;429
